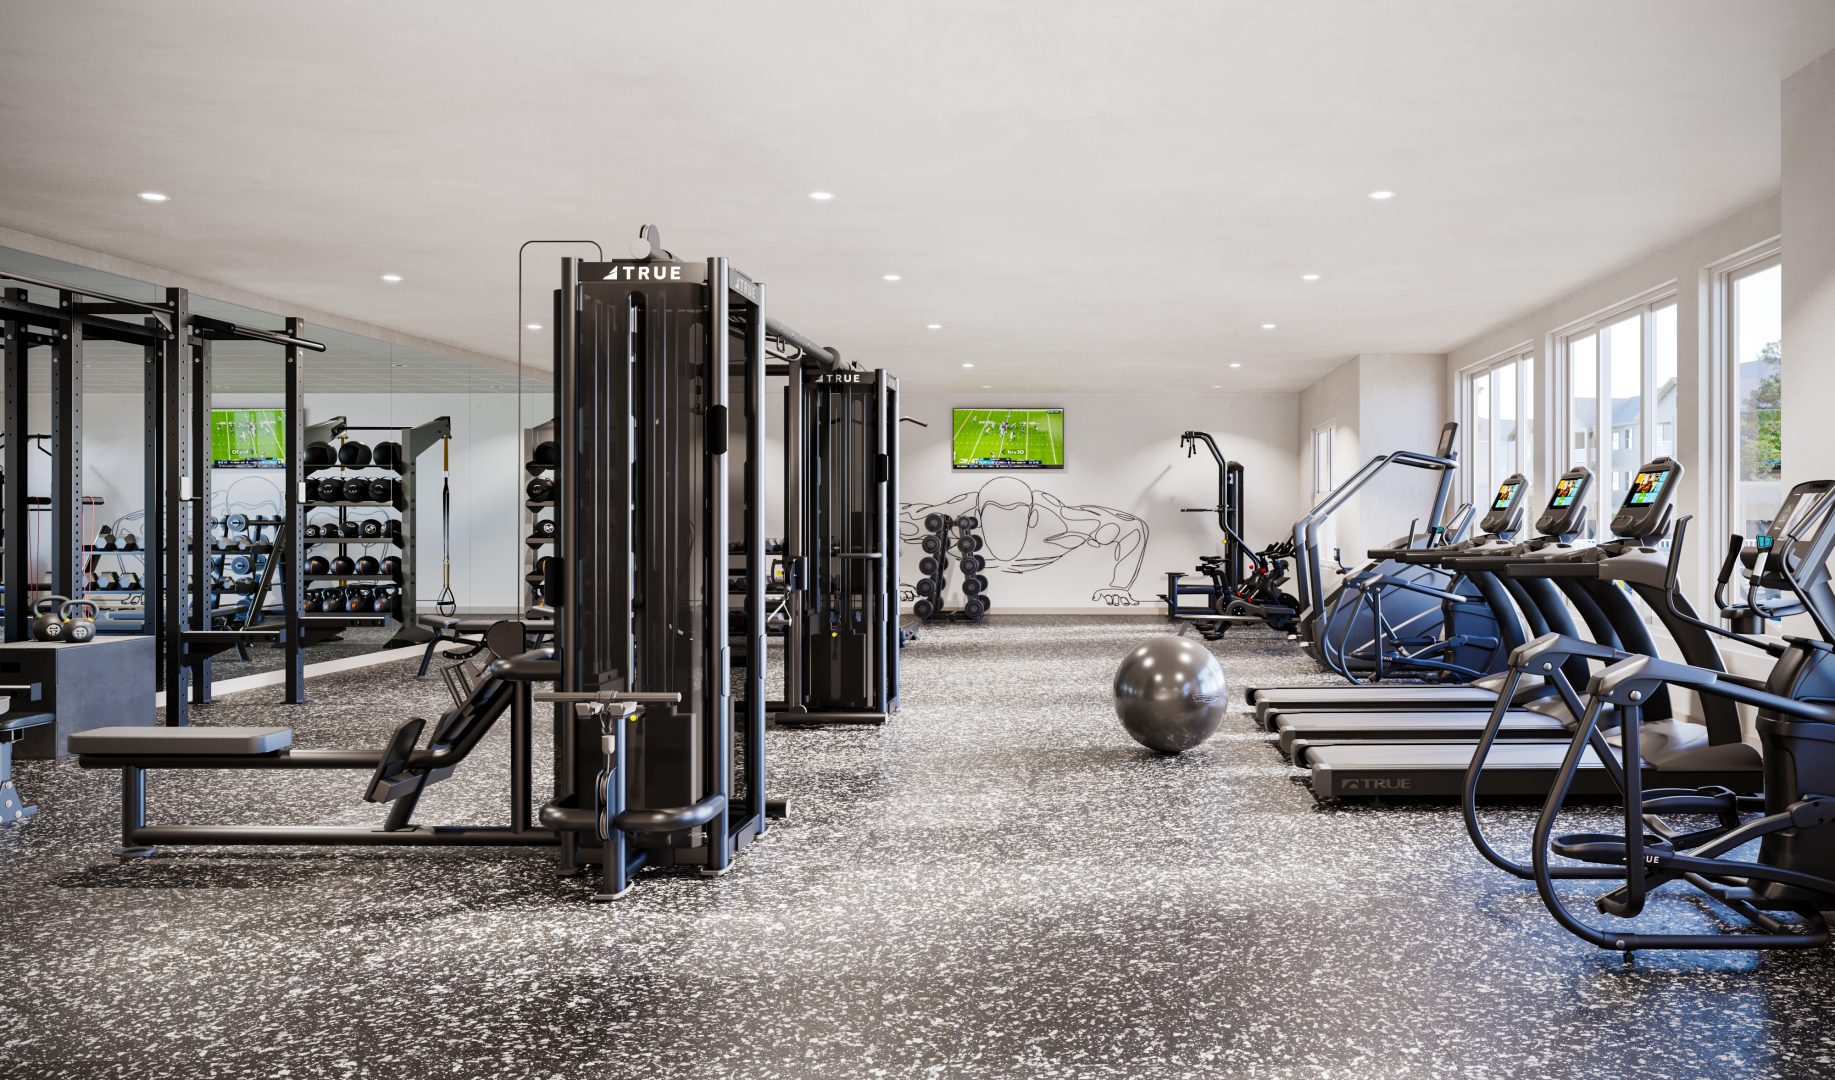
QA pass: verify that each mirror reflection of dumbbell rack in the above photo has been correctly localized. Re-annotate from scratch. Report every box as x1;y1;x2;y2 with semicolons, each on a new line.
206;513;283;618
726;538;790;640
302;435;412;624
82;524;144;601
912;513;992;622
523;425;556;609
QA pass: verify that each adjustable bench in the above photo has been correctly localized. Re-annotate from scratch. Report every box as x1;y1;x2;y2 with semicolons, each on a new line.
416;614;554;678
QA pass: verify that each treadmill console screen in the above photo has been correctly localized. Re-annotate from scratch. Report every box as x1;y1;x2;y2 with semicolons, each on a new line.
1491;481;1521;511
1549;477;1580;509
1626;469;1669;507
1607;460;1681;540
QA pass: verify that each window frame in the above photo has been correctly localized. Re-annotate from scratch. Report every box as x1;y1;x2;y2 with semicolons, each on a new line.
1455;345;1534;508
1553;285;1678;534
1709;242;1783;550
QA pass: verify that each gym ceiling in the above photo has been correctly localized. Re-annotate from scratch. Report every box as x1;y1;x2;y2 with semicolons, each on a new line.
2;1;1832;392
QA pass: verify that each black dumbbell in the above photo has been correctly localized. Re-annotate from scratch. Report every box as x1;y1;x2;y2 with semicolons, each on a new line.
959;553;986;574
229;555;253;575
912;597;935;619
964;596;988;618
959;534;984;552
332;555;356;575
95;528;116;551
356;555;380;575
123;573;141;590
100;571;120;589
527;476;554;501
924;513;948;533
963;576;984;596
975;574;989;591
915;577;943;597
920;535;943;554
361;518;383;538
120;532;139;550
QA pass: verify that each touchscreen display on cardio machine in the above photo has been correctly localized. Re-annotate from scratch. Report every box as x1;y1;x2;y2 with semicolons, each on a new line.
1625;469;1670;507
1549;477;1580;508
1491;481;1521;511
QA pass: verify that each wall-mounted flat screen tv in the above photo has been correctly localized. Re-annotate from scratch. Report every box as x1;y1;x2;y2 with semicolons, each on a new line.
952;408;1065;470
211;408;286;468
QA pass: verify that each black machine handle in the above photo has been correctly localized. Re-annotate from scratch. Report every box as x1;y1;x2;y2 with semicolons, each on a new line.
1660;516;1785;657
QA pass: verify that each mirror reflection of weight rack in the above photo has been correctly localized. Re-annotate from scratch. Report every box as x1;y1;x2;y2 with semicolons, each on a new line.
523;422;555;611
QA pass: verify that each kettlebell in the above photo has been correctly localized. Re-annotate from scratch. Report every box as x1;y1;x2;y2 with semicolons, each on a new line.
350;587;375;613
59;599;98;643
32;596;70;641
304;591;324;613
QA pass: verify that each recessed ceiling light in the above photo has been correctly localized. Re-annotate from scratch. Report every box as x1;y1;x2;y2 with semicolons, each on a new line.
1211;384;1222;389
381;273;403;283
1301;273;1321;281
1230;362;1242;368
392;363;408;369
1368;190;1395;200
981;384;991;388
809;192;834;201
137;191;169;203
1260;323;1277;330
926;323;943;330
883;274;901;282
961;362;975;368
526;323;543;331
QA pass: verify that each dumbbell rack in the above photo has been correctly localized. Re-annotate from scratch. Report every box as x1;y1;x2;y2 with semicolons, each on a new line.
523;422;555;610
300;416;449;645
83;527;145;597
913;514;992;622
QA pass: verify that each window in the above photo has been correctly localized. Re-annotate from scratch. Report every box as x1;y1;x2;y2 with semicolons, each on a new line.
1561;296;1677;533
1461;350;1534;508
1727;258;1782;540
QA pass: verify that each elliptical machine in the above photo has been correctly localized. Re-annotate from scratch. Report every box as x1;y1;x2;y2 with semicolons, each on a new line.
1161;431;1299;638
1480;479;1835;955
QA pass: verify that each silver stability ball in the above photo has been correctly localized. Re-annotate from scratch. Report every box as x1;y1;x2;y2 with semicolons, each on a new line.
1112;635;1228;754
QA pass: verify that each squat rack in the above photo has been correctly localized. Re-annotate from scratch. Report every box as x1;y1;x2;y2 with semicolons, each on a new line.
0;270;325;722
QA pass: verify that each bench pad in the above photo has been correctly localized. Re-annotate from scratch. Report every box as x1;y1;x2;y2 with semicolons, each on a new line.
0;713;53;735
69;726;293;756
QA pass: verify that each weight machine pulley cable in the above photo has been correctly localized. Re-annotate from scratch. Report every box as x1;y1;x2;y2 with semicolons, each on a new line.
438;436;456;617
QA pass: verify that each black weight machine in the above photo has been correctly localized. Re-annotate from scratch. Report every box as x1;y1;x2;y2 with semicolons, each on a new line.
68;232;850;900
1161;430;1298;638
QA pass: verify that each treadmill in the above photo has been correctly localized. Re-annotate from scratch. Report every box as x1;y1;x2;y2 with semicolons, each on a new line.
1297;458;1765;801
1266;470;1610;749
1250;468;1591;727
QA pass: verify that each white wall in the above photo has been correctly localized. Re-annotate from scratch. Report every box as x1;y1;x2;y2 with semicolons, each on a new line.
1443;195;1781;606
896;392;1302;614
1783;48;1835;490
1298;356;1360;559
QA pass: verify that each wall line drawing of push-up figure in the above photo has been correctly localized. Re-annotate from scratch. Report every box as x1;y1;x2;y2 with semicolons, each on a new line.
899;476;1150;606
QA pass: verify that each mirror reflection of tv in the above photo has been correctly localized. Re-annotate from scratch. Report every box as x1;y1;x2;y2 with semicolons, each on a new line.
212;408;286;469
952;408;1065;470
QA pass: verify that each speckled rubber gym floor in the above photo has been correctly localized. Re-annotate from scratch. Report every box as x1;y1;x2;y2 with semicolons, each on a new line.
3;615;1833;1079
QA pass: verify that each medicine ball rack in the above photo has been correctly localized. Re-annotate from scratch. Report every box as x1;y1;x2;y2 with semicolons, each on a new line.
912;513;991;622
301;415;450;647
0;269;327;726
